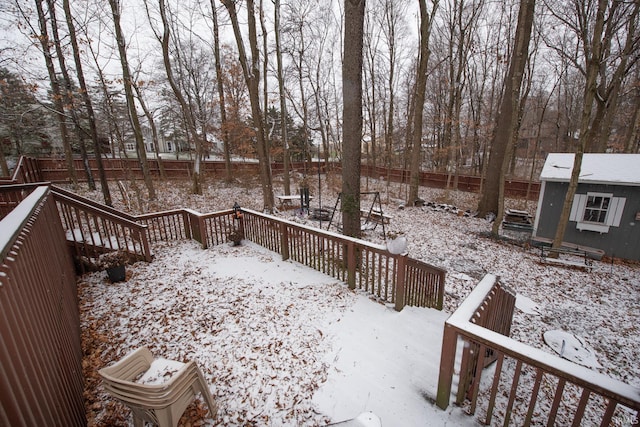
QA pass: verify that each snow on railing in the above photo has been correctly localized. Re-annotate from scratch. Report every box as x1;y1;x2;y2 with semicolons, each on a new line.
436;274;640;426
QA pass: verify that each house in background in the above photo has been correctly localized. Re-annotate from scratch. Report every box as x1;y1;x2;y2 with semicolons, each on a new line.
532;153;640;261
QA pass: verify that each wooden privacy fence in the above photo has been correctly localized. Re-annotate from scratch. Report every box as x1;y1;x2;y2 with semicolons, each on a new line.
436;274;640;426
0;186;85;426
4;156;539;200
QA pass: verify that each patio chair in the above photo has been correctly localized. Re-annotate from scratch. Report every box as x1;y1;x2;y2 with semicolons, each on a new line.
98;346;218;427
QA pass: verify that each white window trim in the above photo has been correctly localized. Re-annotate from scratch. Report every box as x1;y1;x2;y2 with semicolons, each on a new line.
570;192;626;234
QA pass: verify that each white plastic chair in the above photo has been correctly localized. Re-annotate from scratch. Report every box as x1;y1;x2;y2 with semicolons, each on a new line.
98;346;218;427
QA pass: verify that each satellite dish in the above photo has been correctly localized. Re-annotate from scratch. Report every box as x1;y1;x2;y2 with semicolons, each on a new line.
387;236;408;255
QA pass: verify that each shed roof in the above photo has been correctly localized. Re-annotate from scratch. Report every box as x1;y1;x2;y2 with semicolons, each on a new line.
539;153;640;186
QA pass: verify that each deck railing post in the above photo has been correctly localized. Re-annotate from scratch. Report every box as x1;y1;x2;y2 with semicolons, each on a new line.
347;241;356;290
394;254;407;311
199;215;208;249
436;323;458;410
436;270;445;310
182;210;192;239
187;211;207;249
281;222;289;261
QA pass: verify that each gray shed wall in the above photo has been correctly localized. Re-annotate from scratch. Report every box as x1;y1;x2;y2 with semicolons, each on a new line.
535;182;640;261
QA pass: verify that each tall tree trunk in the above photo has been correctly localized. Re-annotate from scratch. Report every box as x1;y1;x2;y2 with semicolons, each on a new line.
274;0;291;195
342;0;366;238
108;0;156;200
34;0;78;189
0;147;8;176
477;0;535;222
552;0;608;251
47;0;96;191
407;0;438;206
222;0;275;212
209;1;232;181
587;0;639;153
62;0;112;205
260;0;270;161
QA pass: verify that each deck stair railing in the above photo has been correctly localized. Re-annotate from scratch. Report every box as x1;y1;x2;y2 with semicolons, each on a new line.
436;274;640;426
50;187;152;263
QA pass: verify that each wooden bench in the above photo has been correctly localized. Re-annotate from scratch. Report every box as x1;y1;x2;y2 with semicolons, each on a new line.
531;236;605;271
530;236;605;260
360;208;392;224
538;246;594;271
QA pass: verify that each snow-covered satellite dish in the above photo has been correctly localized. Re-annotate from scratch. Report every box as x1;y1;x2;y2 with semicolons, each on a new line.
387;236;408;255
543;330;601;369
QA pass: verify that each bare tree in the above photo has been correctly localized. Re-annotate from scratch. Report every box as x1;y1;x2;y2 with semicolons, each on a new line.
61;0;112;205
548;0;639;250
222;0;275;212
131;76;166;180
476;0;535;224
407;0;439;206
209;0;233;181
440;0;484;190
108;0;156;200
31;0;78;188
273;0;291;195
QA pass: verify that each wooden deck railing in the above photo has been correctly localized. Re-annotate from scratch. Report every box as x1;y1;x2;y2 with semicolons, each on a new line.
137;206;445;310
0;182;45;219
436;274;640;426
0;156;42;184
0;186;85;426
51;188;152;263
137;209;192;243
238;209;445;310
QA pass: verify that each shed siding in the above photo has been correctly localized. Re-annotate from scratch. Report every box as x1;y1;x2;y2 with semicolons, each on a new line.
535;182;640;261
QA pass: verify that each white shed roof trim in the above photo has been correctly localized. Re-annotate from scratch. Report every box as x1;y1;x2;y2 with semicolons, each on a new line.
540;153;640;186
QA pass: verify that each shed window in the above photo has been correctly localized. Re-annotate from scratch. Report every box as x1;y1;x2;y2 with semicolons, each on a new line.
570;192;626;233
583;194;610;223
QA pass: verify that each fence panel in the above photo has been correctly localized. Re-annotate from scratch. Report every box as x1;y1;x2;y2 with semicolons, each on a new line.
0;187;85;427
137;209;191;243
201;210;237;247
405;258;446;309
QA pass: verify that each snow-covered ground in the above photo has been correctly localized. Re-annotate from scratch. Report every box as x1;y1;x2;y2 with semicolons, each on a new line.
77;175;640;426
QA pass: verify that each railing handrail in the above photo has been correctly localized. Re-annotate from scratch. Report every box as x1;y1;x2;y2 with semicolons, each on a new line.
52;190;146;230
51;185;139;222
241;207;388;251
136;208;191;220
0;182;50;193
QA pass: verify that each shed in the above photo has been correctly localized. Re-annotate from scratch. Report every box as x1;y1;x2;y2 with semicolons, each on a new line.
532;153;640;261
